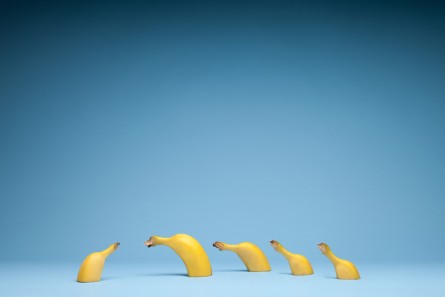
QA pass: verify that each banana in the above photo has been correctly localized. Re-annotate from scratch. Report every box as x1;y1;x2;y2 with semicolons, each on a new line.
144;234;212;277
270;240;314;275
317;243;360;280
212;241;271;272
77;242;120;282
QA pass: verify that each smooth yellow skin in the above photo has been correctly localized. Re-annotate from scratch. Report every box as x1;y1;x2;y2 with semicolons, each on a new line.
144;234;212;277
318;243;360;280
213;241;271;272
77;242;119;283
270;240;313;275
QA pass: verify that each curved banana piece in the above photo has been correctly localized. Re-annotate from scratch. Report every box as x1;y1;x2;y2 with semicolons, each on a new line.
213;241;271;272
270;240;313;275
318;243;360;280
144;234;212;277
77;242;120;282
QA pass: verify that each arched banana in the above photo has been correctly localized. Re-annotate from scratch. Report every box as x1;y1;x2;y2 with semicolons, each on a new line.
213;241;271;272
77;242;120;282
270;240;313;275
317;243;360;280
144;234;212;277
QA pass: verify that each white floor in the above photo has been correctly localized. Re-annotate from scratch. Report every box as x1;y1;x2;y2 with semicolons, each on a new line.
1;262;444;297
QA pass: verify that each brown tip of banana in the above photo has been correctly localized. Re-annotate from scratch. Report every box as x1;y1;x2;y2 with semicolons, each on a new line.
144;237;154;248
270;240;279;251
317;243;327;253
212;241;224;250
114;242;120;250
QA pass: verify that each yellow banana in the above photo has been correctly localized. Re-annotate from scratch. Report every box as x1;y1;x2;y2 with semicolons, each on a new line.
213;241;271;272
77;242;120;282
144;234;212;277
270;240;314;275
317;243;360;280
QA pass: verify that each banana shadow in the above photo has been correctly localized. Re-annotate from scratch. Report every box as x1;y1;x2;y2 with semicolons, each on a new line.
213;269;248;273
73;277;116;283
135;272;188;277
278;273;316;276
100;277;117;281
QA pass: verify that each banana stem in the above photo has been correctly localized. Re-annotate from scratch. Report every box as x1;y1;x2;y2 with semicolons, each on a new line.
277;246;294;259
324;251;341;264
145;236;170;247
101;242;119;257
213;241;237;252
271;240;293;259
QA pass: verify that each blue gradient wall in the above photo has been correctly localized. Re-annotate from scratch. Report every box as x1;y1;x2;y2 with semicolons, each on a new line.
1;1;444;264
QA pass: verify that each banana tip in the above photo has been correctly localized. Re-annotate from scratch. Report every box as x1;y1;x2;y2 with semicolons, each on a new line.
144;238;154;248
318;243;328;253
270;240;280;251
212;241;224;250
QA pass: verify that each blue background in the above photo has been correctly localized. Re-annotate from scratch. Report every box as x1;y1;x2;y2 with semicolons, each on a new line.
1;0;444;273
